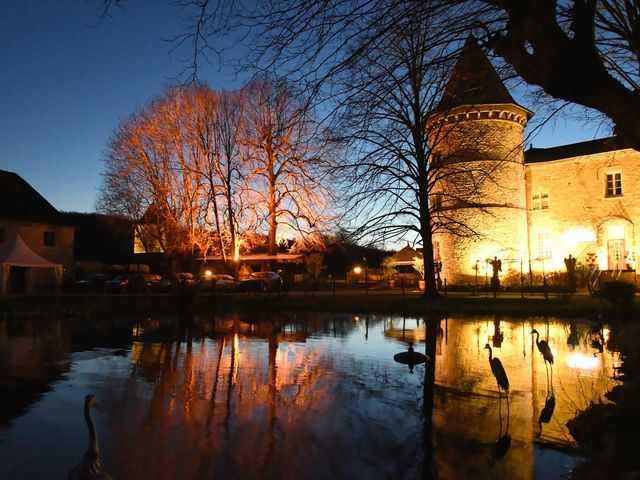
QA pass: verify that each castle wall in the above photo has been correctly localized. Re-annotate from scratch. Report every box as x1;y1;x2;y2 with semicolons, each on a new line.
430;105;530;284
526;148;640;274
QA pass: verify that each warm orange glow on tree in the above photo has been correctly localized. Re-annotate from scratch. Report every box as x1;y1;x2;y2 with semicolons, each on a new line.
99;81;333;262
243;77;333;256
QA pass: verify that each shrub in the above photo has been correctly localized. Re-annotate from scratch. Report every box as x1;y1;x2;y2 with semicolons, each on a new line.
600;281;636;305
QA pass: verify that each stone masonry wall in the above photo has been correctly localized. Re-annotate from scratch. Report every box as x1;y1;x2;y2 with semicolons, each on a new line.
431;104;530;284
526;149;640;274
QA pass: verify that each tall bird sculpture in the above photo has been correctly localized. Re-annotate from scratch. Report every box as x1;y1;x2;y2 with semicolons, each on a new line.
68;394;113;480
531;329;554;366
484;344;509;396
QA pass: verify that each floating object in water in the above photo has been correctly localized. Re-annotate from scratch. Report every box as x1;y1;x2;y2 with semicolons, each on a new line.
393;345;428;373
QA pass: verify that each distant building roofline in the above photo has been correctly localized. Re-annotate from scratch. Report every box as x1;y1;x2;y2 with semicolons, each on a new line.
525;136;631;163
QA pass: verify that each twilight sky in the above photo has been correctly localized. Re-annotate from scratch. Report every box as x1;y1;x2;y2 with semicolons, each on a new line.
1;0;612;213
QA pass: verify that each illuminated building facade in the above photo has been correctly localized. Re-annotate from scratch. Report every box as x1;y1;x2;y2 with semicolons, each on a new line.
430;38;638;284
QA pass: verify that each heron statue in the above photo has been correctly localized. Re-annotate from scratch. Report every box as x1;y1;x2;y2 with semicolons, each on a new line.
68;394;113;480
531;329;554;365
484;343;509;396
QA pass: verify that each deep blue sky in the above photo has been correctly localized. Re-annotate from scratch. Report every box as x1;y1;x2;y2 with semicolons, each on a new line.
1;1;612;213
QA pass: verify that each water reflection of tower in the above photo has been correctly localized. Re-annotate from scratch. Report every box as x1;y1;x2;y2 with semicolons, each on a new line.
422;315;440;479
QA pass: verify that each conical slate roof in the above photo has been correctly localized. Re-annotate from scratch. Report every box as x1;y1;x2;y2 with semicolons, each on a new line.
436;36;516;112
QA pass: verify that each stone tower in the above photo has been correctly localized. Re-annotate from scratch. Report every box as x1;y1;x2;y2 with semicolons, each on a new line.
428;37;532;284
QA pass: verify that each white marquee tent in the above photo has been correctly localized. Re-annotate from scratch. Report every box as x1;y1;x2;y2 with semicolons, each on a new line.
0;234;62;295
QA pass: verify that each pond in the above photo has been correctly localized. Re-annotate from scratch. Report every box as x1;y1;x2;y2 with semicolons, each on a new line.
0;313;619;479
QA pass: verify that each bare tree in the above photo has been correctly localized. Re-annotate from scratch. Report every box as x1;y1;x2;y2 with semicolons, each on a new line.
190;86;258;264
242;77;333;256
480;0;640;147
331;12;510;297
153;0;638;146
99;84;221;258
99;80;333;262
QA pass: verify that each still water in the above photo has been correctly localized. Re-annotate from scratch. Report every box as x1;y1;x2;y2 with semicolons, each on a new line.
0;313;619;479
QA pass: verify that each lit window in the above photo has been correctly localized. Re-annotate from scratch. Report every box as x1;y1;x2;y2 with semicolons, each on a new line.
606;172;622;197
532;192;549;210
43;231;56;247
537;232;552;259
540;192;549;209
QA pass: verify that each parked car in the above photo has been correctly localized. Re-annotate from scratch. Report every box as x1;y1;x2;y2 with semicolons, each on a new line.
159;272;196;291
106;273;161;293
198;274;238;292
74;273;110;294
238;271;284;293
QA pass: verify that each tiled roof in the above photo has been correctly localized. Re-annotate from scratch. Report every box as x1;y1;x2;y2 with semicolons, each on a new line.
436;36;516;112
525;136;628;163
0;170;60;223
392;245;423;263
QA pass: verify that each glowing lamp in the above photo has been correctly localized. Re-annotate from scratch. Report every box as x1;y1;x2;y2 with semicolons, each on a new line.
353;266;362;274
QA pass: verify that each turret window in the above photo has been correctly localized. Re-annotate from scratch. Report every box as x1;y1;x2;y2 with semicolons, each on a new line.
605;172;622;197
532;192;549;210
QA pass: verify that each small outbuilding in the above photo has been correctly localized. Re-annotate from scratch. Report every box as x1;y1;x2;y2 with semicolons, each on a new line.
0;234;63;295
390;245;423;273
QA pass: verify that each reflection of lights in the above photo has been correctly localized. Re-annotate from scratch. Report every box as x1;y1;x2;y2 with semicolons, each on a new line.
232;334;239;385
353;266;362;274
567;352;600;370
233;239;240;262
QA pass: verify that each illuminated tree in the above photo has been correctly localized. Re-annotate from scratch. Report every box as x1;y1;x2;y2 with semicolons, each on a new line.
242;77;333;256
98;84;252;259
99;81;333;261
98;85;209;257
191;86;257;262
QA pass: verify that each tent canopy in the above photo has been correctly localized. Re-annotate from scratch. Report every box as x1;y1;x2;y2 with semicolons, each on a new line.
0;234;62;294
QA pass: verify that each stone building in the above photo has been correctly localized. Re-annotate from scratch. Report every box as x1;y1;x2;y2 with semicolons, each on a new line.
0;170;74;293
430;38;638;285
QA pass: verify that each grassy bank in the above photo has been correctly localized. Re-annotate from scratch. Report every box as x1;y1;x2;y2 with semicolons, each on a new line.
0;290;633;320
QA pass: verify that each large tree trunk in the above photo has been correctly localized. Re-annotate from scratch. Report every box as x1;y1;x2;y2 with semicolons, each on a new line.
488;0;640;148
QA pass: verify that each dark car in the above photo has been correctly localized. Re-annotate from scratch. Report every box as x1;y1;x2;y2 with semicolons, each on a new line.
198;274;238;292
74;273;110;294
159;272;196;291
106;273;161;293
238;271;284;293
